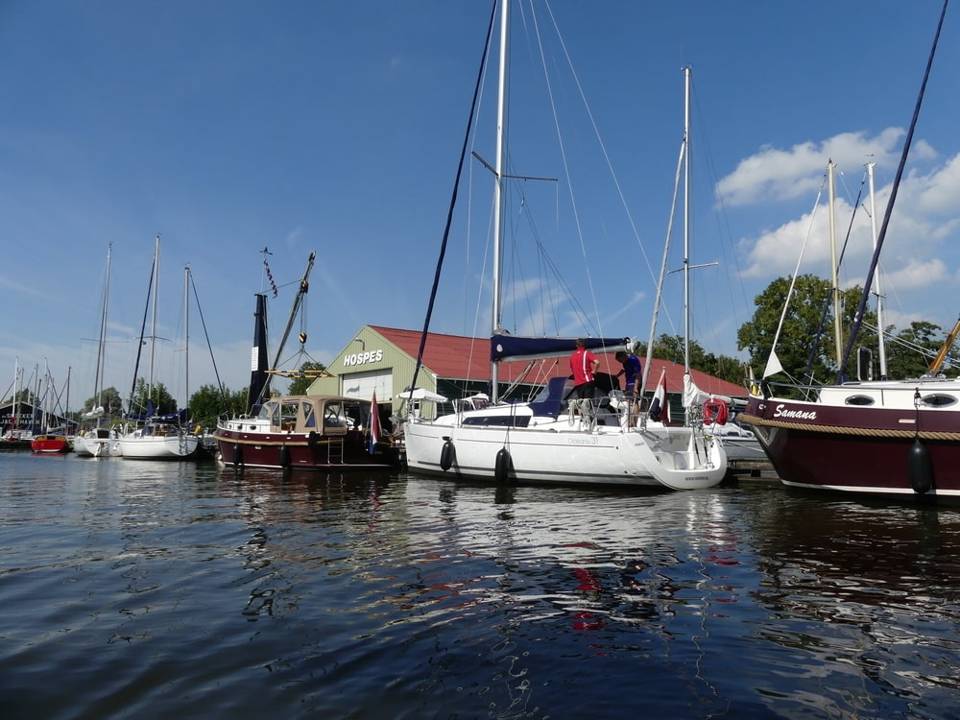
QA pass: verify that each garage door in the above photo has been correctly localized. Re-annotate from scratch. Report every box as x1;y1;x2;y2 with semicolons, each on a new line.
341;369;393;402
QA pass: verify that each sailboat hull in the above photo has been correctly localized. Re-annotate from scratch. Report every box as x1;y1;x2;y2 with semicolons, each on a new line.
119;434;199;460
742;395;960;498
404;420;726;489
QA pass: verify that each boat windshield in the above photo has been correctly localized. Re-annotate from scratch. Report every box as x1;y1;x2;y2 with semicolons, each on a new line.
258;402;279;427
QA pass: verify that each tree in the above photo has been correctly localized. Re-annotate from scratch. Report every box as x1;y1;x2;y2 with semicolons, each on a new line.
82;386;123;416
886;321;944;379
650;334;747;385
129;378;177;416
287;361;327;396
737;275;879;384
189;385;250;429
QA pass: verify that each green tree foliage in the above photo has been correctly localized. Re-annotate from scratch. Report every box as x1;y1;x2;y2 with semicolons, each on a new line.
82;386;123;415
129;378;177;416
738;274;883;383
188;384;249;429
651;334;747;385
287;361;327;396
885;321;944;379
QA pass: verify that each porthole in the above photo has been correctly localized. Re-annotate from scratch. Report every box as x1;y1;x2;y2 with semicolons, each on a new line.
921;394;957;408
844;395;874;406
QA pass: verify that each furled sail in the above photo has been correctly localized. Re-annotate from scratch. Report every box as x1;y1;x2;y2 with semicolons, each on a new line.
490;334;630;362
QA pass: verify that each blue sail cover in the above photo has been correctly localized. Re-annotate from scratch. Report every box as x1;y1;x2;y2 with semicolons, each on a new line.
491;334;630;362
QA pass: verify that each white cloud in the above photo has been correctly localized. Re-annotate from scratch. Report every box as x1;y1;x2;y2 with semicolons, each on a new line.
881;258;948;291
716;128;937;207
740;151;960;280
0;274;44;298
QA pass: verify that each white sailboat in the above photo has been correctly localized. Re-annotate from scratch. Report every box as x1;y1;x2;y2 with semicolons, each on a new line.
75;244;121;458
403;4;725;490
119;238;199;460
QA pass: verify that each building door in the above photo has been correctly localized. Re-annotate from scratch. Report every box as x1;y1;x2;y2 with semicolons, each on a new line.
340;369;393;402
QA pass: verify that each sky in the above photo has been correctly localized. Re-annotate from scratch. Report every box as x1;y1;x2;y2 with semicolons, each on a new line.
1;0;958;407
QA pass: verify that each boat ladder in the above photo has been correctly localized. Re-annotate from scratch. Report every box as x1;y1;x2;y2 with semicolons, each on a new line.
327;437;344;465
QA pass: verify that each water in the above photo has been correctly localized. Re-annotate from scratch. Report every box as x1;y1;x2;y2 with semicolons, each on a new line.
2;454;959;719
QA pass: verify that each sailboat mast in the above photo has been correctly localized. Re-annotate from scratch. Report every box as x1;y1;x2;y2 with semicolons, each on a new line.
149;235;160;405
94;244;112;413
490;0;509;404
682;66;691;374
184;265;190;410
827;160;843;366
12;357;19;432
866;162;888;379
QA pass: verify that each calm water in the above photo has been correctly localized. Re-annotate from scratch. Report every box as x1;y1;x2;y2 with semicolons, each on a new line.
1;454;959;719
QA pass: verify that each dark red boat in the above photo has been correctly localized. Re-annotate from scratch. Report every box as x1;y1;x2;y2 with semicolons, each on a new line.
741;380;960;500
214;394;397;470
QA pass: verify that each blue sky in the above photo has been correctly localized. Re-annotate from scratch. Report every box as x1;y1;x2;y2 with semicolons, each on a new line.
2;1;958;406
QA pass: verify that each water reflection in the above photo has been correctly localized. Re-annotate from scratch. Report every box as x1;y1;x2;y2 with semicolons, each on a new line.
1;454;959;719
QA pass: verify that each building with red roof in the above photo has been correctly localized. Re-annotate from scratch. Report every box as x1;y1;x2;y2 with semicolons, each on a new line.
307;325;746;416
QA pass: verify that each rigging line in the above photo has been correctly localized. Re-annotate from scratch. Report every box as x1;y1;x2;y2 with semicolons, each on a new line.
516;183;593;332
802;175;866;381
542;0;661;298
128;255;155;415
408;0;497;405
529;2;605;346
840;0;948;380
190;274;226;401
765;178;827;375
692;92;749;322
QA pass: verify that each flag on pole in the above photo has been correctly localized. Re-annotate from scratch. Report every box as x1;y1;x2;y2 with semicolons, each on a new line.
649;368;670;423
368;391;381;454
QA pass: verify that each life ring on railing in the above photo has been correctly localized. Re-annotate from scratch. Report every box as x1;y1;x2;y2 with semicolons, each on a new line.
703;399;728;425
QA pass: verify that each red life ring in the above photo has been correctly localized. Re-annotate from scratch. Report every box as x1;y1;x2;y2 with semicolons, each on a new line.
703;399;728;425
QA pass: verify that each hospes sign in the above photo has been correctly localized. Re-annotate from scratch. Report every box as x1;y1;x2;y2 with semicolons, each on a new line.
343;349;384;367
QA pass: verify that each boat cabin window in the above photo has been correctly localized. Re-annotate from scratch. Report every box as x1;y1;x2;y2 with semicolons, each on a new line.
259;402;279;426
280;401;299;430
844;395;874;406
302;401;316;428
323;402;347;429
343;400;366;430
921;394;957;408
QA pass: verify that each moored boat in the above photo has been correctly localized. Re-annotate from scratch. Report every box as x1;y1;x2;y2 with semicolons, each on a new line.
31;433;70;454
742;379;960;498
215;394;397;470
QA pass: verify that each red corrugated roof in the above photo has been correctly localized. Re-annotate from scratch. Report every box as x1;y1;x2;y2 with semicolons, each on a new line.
369;325;747;397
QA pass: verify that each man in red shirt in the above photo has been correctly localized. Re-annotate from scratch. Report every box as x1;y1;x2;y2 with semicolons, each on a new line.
569;338;599;400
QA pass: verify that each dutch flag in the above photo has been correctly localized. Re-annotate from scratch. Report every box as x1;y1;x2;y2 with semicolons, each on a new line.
368;391;381;454
648;369;670;423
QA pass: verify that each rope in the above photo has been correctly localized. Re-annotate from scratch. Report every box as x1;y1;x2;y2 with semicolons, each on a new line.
741;413;960;441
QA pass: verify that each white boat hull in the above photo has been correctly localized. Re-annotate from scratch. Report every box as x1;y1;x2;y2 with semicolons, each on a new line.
118;434;199;460
404;418;725;490
74;433;122;458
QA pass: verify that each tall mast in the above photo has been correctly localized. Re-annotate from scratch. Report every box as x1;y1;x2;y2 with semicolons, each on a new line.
148;235;160;405
827;160;843;366
12;357;19;431
94;244;112;415
682;66;692;374
866;162;888;379
65;366;71;433
490;0;509;404
184;264;190;410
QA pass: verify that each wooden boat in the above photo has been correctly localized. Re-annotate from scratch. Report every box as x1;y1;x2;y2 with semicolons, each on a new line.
215;394;397;470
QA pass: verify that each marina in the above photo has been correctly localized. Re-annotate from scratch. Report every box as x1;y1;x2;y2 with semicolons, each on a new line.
3;453;960;719
3;0;960;716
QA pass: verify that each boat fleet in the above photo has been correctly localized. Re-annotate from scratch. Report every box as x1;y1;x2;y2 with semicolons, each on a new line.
3;1;955;502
